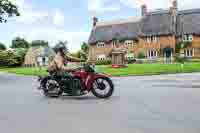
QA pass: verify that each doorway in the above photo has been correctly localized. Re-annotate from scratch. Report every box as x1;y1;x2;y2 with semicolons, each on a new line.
163;47;173;64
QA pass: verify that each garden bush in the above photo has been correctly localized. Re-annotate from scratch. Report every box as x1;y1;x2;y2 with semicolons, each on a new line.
137;52;145;59
134;58;160;64
185;58;200;63
95;60;111;65
127;58;136;64
175;56;188;64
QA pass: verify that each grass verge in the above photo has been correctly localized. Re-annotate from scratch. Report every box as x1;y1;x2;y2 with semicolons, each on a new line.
1;63;200;76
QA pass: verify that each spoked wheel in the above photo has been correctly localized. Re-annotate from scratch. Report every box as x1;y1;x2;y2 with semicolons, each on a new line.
91;77;114;99
43;79;63;98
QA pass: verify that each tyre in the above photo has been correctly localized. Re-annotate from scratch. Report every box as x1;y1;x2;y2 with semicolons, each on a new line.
91;77;114;99
42;79;63;98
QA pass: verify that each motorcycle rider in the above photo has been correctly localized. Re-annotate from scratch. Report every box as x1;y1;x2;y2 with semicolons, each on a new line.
48;44;85;95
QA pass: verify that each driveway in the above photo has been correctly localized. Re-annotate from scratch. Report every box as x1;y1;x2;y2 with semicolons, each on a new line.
0;73;200;133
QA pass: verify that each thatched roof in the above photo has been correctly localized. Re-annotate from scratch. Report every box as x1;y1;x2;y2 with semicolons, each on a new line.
88;18;141;44
176;9;200;36
88;8;200;44
140;12;174;36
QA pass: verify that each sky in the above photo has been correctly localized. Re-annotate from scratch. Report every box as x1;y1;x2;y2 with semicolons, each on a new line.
0;0;199;52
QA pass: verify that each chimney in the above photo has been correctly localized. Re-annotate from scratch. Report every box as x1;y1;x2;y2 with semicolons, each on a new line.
93;17;98;27
170;0;178;16
141;4;147;16
170;0;178;34
172;0;177;9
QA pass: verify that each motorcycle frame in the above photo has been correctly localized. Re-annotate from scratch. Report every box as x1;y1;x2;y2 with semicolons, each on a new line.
72;71;110;91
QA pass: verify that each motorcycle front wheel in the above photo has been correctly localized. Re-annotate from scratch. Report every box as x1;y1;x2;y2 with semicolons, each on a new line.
91;77;114;99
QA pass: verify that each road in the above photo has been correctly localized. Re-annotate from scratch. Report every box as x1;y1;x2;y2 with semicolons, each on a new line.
0;73;200;133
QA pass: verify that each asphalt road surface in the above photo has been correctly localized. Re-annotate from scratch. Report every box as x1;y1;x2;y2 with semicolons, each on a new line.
0;73;200;133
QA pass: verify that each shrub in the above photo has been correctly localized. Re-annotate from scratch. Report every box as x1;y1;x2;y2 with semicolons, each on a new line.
175;41;192;54
126;57;136;64
0;51;23;67
185;58;200;63
175;56;188;64
95;60;111;65
175;42;182;53
0;42;6;50
137;52;145;59
183;41;192;48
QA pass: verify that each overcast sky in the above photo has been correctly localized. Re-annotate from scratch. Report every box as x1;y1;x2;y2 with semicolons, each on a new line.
0;0;199;52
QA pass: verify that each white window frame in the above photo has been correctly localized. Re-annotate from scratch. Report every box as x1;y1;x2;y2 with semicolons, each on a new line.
146;36;158;43
153;36;157;42
112;40;118;47
147;50;158;59
124;40;134;47
97;42;105;48
146;37;151;43
184;49;194;57
183;35;193;42
97;54;106;61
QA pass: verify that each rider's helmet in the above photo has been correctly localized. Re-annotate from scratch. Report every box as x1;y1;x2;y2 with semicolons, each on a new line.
54;42;68;56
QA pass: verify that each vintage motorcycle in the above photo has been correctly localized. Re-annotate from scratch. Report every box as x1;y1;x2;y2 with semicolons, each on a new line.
37;64;114;99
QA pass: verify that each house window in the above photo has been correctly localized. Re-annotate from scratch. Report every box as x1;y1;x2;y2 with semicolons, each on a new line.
146;36;158;43
184;49;194;57
124;40;134;47
147;50;157;59
183;35;193;42
97;54;106;60
146;37;151;43
97;42;105;48
37;56;48;66
112;40;118;47
153;36;157;42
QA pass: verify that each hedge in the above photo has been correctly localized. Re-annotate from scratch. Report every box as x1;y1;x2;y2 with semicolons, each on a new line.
95;60;111;65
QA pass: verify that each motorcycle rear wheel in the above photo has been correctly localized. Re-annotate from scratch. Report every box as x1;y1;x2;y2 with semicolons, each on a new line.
91;77;114;99
43;79;63;98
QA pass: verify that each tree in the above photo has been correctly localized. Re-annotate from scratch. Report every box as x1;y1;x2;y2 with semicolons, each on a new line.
79;50;87;61
0;42;6;50
15;48;27;64
0;51;22;66
31;40;49;47
53;41;68;53
81;42;89;54
11;37;30;48
80;42;89;61
0;0;20;23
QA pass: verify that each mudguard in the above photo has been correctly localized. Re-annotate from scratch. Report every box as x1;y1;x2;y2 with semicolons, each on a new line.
85;73;111;91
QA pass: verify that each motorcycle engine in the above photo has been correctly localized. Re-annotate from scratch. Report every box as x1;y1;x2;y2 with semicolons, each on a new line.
61;77;83;94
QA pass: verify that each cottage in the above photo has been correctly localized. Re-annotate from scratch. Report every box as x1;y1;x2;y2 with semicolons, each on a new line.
88;0;200;63
24;46;55;67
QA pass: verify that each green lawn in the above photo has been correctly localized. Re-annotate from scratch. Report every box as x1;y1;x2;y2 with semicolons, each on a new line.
1;63;200;76
97;63;200;76
0;67;48;76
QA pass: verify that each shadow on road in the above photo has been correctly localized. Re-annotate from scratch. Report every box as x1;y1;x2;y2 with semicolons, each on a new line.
60;95;99;100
